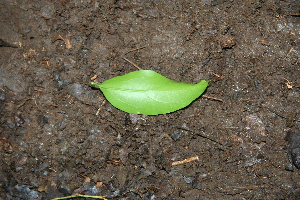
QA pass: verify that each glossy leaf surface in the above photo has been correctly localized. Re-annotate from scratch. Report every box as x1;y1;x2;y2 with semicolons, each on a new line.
91;70;209;115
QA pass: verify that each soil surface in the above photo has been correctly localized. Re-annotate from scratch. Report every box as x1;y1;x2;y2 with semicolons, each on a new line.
0;0;300;199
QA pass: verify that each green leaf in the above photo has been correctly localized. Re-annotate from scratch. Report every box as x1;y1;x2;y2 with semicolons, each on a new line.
91;70;209;115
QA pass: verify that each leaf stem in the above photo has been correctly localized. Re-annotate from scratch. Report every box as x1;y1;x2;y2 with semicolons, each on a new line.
91;82;101;87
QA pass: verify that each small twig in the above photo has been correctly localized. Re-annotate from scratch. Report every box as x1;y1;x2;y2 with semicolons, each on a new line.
51;194;118;200
178;127;226;147
96;107;101;116
283;78;299;88
18;98;35;108
265;107;300;122
286;47;294;56
124;46;146;55
122;57;143;70
122;46;146;70
202;95;223;102
265;107;287;119
213;73;221;78
172;156;199;166
95;100;106;116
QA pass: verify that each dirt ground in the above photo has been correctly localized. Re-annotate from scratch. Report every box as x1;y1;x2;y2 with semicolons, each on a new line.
0;0;300;199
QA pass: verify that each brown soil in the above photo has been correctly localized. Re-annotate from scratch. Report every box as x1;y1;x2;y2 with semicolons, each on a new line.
0;0;300;199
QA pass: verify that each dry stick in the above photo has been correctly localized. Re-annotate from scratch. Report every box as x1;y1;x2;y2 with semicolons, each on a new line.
172;156;199;166
122;46;146;70
122;57;143;70
178;127;227;147
51;194;117;200
265;107;287;119
17;98;35;108
265;107;300;122
124;46;147;55
202;95;223;102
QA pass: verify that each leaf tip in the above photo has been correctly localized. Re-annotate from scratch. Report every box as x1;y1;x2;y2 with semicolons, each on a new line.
91;82;101;88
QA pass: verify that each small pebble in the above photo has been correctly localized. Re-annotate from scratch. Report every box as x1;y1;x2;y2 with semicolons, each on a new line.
0;89;5;101
170;130;184;141
286;130;300;170
218;35;236;49
37;114;48;126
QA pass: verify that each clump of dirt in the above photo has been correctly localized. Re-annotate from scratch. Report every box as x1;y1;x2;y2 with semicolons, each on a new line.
0;0;299;199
